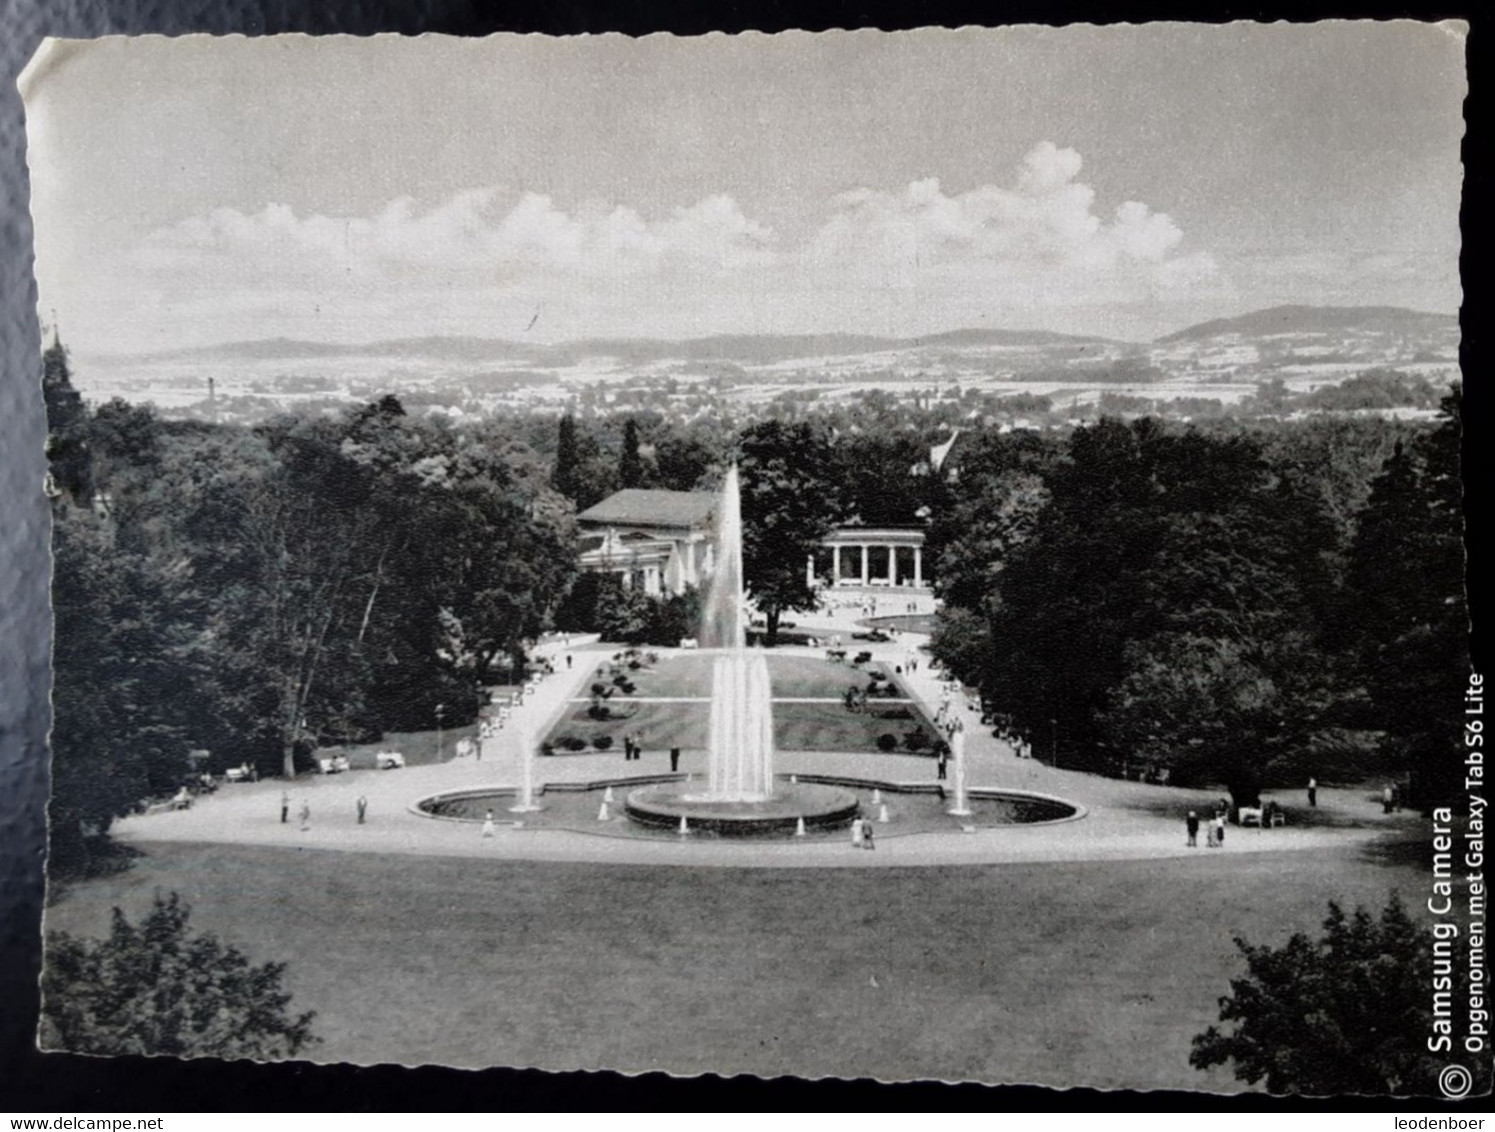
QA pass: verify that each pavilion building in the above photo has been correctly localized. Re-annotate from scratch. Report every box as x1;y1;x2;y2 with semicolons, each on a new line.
808;527;930;590
575;489;718;597
577;489;933;599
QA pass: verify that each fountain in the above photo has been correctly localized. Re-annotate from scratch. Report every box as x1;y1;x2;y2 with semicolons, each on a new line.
624;466;859;835
414;464;1082;840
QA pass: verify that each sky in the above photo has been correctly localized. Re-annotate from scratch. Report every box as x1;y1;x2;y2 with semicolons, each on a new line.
22;23;1467;355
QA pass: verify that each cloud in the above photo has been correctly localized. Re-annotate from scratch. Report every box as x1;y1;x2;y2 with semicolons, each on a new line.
139;188;777;284
106;142;1223;345
807;142;1195;281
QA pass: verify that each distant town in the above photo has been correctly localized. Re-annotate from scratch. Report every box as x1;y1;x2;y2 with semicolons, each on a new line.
64;303;1459;429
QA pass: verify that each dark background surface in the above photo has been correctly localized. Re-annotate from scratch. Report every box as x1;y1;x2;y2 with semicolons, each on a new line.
0;0;1484;1111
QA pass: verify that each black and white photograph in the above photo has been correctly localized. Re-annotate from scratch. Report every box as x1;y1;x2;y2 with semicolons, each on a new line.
10;21;1480;1099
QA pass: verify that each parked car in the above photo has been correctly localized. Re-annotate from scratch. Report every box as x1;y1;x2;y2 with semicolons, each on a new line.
375;751;406;770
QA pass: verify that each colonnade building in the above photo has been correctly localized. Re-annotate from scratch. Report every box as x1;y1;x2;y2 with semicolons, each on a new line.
576;488;932;600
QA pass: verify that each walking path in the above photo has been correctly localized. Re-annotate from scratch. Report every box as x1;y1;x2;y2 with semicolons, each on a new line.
115;619;1423;870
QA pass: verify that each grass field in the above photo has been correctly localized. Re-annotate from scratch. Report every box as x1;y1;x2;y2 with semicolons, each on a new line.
41;838;1428;1090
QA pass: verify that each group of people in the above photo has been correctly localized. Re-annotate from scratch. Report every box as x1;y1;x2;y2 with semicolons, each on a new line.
279;791;367;829
850;815;876;850
1184;808;1228;848
622;732;647;761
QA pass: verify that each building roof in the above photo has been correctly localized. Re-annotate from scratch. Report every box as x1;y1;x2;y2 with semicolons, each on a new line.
576;489;718;530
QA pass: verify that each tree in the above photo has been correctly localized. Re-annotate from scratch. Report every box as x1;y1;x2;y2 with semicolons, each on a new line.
619;417;644;489
1345;389;1467;804
552;412;582;501
43;891;318;1059
48;510;167;872
737;420;846;646
42;332;93;503
594;575;654;644
969;419;1339;795
1191;897;1456;1095
653;431;719;491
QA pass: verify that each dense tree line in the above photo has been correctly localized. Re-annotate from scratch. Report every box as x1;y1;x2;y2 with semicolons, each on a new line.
46;343;577;871
928;391;1466;808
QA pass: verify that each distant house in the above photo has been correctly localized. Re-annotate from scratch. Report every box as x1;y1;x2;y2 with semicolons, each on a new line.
576;489;720;597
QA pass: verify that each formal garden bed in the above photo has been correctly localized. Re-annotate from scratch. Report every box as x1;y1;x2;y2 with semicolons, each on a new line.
545;651;937;757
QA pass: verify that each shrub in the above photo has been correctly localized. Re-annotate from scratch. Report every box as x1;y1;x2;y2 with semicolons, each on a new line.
905;727;932;752
42;892;318;1059
590;682;607;697
559;735;587;752
592;734;614;751
876;733;899;752
1191;896;1457;1095
620;681;636;695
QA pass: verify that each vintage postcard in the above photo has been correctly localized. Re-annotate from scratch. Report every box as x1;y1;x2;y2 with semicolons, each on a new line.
21;24;1478;1096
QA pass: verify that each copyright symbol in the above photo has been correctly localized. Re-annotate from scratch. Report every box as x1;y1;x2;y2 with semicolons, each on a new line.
1439;1063;1473;1100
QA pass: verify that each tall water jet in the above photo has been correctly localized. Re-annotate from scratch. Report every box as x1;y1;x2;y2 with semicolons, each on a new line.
700;465;775;801
622;465;858;833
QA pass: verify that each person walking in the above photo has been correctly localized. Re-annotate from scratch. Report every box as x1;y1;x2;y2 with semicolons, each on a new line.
622;735;633;761
1383;784;1395;814
863;821;876;851
850;816;864;849
299;800;310;832
1213;813;1226;847
280;791;290;824
1307;777;1317;807
1186;811;1199;848
937;748;948;781
356;795;368;824
481;808;496;838
670;746;681;773
566;654;573;670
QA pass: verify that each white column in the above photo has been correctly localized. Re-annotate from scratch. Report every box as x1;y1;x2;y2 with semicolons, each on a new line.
860;544;869;585
832;546;843;583
806;555;815;589
888;545;898;585
914;546;924;587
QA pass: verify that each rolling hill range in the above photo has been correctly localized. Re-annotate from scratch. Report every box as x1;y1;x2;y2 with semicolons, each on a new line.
69;304;1459;422
1157;304;1458;344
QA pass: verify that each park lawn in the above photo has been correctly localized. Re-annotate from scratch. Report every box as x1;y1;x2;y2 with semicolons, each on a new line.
546;700;932;756
41;839;1426;1090
550;652;930;755
585;652;911;702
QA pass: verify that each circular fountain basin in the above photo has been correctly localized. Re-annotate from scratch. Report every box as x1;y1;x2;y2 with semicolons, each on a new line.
625;781;859;836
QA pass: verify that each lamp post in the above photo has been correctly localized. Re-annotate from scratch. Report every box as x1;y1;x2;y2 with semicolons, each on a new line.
435;703;446;762
1050;717;1058;769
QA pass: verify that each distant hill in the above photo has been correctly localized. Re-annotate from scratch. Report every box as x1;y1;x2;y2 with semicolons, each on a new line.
95;327;1121;369
908;328;1113;349
1157;305;1458;344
